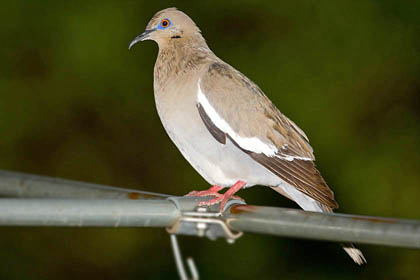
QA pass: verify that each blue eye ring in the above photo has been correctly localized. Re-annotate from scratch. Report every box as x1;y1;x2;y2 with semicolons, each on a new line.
158;19;171;29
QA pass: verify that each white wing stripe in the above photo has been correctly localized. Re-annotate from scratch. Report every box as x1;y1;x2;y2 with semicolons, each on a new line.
276;154;312;161
197;80;278;157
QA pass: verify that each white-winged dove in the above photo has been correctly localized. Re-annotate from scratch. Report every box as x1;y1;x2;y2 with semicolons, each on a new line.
129;8;366;264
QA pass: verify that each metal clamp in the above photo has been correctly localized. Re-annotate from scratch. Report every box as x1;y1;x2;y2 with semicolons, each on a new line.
166;197;244;243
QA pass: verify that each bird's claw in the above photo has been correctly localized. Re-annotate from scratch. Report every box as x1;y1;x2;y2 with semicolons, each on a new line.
197;193;245;211
186;181;247;211
186;185;223;197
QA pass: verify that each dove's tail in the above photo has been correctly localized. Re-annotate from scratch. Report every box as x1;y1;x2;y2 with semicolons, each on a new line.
272;185;367;265
341;243;367;265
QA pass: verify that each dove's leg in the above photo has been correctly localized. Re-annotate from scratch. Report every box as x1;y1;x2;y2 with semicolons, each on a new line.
197;180;247;211
187;185;243;200
186;185;224;197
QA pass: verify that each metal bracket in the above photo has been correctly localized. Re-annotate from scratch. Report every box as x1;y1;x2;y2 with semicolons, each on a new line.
166;197;244;243
166;197;245;280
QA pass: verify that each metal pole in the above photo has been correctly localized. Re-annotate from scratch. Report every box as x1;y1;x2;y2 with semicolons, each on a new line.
0;170;167;200
0;198;419;248
0;199;178;227
225;205;420;248
0;169;420;248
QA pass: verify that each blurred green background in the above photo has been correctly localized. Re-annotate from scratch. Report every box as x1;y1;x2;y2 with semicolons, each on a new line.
0;0;419;279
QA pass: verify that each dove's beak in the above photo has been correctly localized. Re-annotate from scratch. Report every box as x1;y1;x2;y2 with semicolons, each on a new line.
128;28;156;50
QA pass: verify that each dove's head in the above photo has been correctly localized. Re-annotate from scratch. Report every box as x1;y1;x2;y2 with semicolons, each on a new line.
129;8;205;49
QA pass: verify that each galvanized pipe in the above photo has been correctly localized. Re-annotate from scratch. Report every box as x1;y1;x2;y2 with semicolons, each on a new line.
0;199;178;227
0;170;167;200
226;205;420;248
0;198;419;248
1;169;420;249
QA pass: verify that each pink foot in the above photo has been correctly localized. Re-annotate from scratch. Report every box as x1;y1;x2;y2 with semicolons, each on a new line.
186;185;223;197
188;180;247;211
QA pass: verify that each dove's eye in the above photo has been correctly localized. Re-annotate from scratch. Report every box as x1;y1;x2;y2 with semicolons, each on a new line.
159;19;171;29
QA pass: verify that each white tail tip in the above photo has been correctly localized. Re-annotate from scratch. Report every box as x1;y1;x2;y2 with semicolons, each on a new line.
343;246;367;265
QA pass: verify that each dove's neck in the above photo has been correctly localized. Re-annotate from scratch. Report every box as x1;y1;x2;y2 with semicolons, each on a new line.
154;37;215;91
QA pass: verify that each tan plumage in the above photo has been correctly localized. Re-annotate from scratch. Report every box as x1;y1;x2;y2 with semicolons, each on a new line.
129;7;365;264
199;61;338;209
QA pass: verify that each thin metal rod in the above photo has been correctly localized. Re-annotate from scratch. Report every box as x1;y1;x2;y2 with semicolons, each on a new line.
186;258;199;280
226;205;420;248
170;235;188;280
0;170;167;200
0;199;178;227
170;235;199;280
